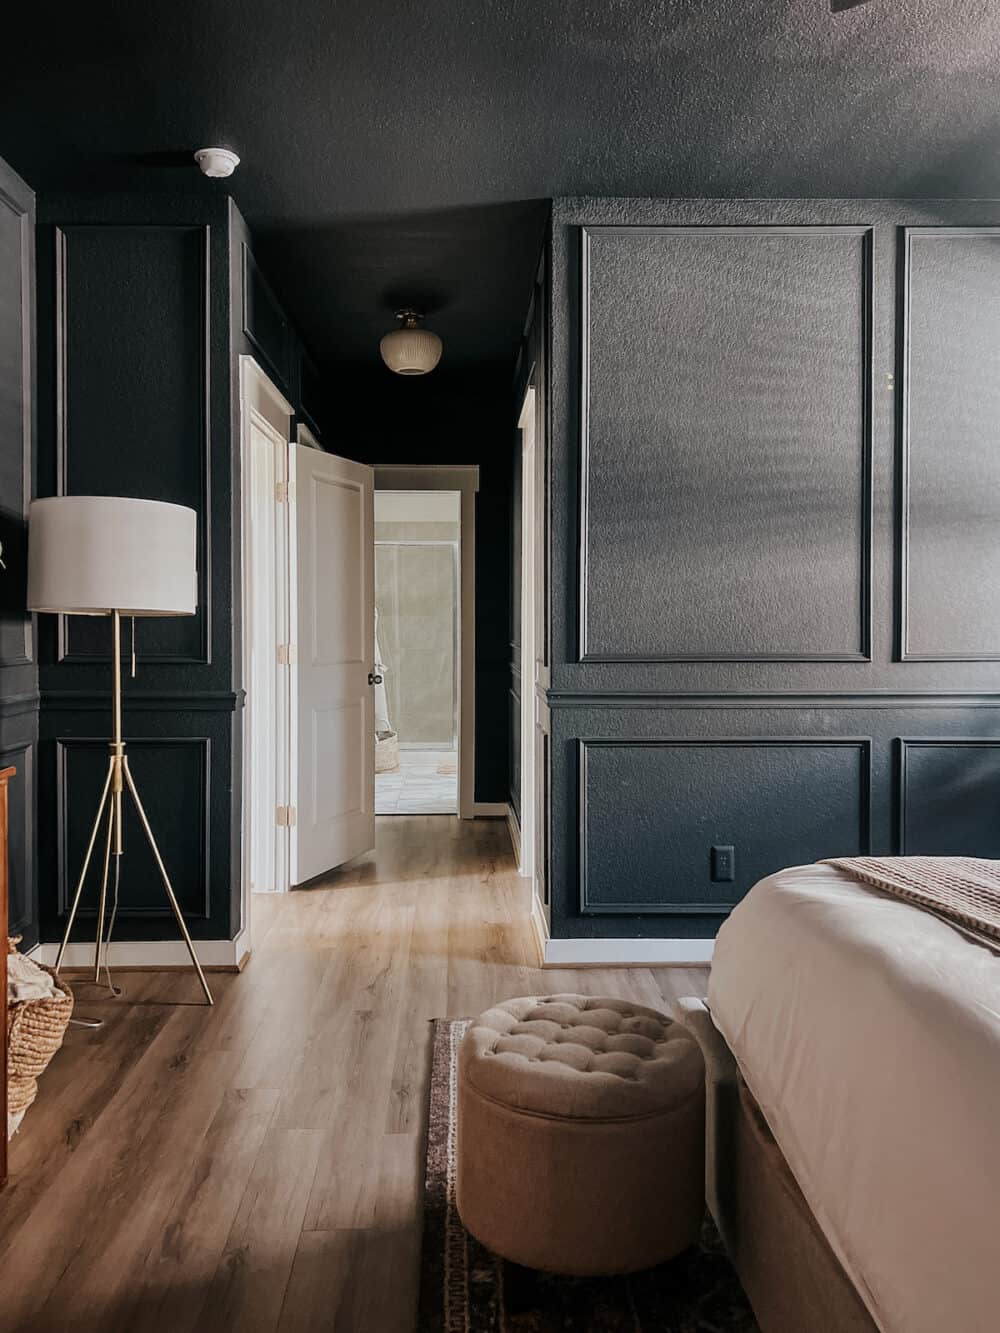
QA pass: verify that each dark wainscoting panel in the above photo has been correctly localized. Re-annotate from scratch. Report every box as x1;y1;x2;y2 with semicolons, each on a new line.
548;699;1000;939
898;739;1000;857
578;737;870;915
298;349;323;439
901;229;1000;661
542;199;1000;942
55;736;210;922
38;698;236;942
0;172;34;675
579;225;872;663
242;244;292;394
1;737;35;941
0;156;37;948
54;224;210;665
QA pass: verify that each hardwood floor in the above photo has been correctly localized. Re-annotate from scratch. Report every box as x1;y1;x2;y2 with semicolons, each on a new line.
0;816;708;1333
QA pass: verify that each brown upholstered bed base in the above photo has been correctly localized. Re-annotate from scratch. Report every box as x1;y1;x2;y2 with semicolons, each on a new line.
675;999;879;1333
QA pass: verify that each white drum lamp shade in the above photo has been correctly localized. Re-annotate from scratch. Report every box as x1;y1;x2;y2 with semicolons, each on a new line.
27;496;197;616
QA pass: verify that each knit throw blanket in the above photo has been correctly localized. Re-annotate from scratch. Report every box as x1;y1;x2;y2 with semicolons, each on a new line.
823;856;1000;946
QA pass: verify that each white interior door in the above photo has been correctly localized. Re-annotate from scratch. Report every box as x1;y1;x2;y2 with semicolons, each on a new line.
289;444;375;883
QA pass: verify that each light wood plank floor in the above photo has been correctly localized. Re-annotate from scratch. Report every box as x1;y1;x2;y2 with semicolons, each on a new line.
1;816;708;1333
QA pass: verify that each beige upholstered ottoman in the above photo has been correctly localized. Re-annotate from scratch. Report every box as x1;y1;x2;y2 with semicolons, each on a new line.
456;994;705;1275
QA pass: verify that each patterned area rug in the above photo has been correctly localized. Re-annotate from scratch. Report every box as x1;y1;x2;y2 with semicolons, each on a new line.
418;1018;760;1332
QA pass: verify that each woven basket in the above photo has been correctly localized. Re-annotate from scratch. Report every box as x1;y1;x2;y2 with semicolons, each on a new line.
375;730;400;774
7;937;74;1135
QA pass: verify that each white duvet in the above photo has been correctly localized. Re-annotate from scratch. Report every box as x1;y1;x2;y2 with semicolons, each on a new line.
707;862;1000;1333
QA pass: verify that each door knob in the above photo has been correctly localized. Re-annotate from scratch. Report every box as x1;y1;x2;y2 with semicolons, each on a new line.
368;671;383;686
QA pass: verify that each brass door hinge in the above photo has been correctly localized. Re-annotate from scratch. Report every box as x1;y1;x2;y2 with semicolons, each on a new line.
275;480;293;502
276;805;297;827
276;643;297;665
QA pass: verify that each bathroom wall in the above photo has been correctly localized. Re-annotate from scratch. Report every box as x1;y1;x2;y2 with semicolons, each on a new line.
375;491;459;748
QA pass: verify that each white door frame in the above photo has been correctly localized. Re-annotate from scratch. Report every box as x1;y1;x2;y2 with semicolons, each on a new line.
373;464;480;820
518;388;537;883
239;356;294;938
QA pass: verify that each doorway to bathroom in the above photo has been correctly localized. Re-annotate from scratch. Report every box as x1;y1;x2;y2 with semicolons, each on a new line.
374;488;460;814
372;464;478;819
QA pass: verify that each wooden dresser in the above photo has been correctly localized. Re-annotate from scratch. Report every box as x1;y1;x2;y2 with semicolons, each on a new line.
1;765;13;1188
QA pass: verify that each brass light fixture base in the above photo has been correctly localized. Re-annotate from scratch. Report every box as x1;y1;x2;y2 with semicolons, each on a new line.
53;610;213;1006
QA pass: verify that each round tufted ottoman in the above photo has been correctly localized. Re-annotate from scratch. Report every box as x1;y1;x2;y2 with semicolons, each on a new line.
456;994;705;1276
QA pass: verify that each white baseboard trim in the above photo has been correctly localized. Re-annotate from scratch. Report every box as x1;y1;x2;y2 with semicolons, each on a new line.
543;936;715;967
29;927;250;973
506;804;521;864
472;801;508;817
529;891;550;966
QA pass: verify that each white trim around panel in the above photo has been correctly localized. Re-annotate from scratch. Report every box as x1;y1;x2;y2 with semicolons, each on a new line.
542;937;715;967
30;927;251;973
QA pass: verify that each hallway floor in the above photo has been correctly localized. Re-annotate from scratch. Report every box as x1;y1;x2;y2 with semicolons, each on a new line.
375;748;458;815
0;817;708;1333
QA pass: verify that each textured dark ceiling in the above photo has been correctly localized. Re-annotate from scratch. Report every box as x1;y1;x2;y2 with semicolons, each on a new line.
4;0;1000;375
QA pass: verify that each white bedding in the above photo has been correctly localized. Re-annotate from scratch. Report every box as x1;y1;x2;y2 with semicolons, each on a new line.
707;862;1000;1333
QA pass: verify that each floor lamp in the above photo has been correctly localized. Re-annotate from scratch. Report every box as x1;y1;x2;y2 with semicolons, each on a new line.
27;496;213;1005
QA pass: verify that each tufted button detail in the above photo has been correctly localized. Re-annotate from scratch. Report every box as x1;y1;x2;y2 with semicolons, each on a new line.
460;994;704;1121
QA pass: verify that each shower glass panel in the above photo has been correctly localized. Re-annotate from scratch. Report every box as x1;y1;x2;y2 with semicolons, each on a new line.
375;541;459;747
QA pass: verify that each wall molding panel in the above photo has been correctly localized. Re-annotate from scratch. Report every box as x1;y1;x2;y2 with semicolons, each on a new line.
52;222;212;667
0;175;35;672
899;227;1000;662
0;157;38;947
577;223;874;665
546;690;1000;709
54;735;211;923
577;736;871;916
1;738;36;940
545;197;1000;945
897;737;1000;857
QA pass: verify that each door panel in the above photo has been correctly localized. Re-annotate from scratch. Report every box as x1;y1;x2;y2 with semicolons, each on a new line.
290;445;374;882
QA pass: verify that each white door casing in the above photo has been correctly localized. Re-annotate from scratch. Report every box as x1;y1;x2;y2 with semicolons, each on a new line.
519;383;550;936
290;444;375;883
240;357;294;935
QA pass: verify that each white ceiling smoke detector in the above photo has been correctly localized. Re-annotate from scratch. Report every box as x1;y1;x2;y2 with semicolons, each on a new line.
194;147;240;179
379;309;443;376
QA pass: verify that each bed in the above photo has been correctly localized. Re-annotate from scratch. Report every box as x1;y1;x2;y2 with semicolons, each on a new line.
676;861;1000;1333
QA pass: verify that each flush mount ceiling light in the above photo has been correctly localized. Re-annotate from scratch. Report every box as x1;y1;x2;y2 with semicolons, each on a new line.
379;309;443;376
194;147;240;178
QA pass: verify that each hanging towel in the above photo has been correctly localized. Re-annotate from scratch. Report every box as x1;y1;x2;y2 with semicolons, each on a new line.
374;606;392;736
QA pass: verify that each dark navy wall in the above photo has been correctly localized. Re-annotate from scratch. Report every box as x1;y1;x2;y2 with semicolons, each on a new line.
33;193;326;945
34;195;240;944
0;155;37;947
546;197;1000;941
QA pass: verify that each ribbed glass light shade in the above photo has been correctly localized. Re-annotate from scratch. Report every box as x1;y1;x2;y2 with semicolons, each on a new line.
380;325;443;375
